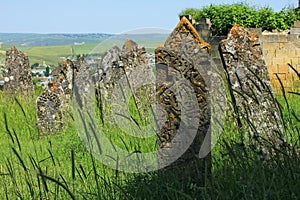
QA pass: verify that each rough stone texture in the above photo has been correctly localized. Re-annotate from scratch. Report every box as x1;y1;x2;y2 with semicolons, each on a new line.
74;56;91;109
95;46;123;101
122;38;139;52
51;66;63;82
60;59;77;101
166;17;227;154
219;24;284;149
155;16;219;182
119;39;154;91
37;58;79;134
36;81;63;133
93;45;121;84
3;46;34;95
96;39;154;112
155;47;208;148
51;59;78;109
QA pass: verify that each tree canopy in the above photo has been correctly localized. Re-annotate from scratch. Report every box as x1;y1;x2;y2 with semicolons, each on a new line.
180;3;300;36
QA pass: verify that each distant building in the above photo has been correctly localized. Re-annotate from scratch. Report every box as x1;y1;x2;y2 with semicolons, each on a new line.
31;69;46;76
37;77;52;86
74;42;85;45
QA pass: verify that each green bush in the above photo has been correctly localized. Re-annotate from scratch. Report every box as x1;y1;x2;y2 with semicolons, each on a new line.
180;3;300;35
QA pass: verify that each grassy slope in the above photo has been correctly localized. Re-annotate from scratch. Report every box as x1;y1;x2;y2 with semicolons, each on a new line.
21;45;73;65
0;87;299;199
0;39;162;67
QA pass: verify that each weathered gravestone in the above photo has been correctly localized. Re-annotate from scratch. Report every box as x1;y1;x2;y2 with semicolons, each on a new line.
36;81;64;133
3;46;34;95
96;39;155;125
36;58;80;134
93;45;121;84
74;56;91;109
59;59;78;104
117;38;155;110
219;24;284;154
155;16;216;182
97;39;153;97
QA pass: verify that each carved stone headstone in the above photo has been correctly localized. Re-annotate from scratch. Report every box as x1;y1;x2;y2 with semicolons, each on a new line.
119;39;154;91
97;39;155;108
155;47;208;154
37;59;78;134
219;24;284;149
36;81;63;134
155;16;214;182
3;46;34;95
60;59;77;101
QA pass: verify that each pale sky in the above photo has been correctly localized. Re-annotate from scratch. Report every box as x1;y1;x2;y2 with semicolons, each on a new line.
0;0;298;34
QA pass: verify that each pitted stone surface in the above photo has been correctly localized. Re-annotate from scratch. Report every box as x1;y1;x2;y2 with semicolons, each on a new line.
3;46;34;95
37;58;79;134
36;81;63;134
155;16;220;180
74;56;91;109
156;47;208;148
93;45;121;83
122;38;139;52
220;24;284;142
61;59;77;97
96;39;154;110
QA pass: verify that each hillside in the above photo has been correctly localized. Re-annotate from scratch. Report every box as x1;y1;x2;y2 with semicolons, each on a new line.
0;33;168;66
0;33;113;46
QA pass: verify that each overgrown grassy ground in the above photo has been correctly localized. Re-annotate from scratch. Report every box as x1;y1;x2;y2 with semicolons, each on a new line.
0;85;299;199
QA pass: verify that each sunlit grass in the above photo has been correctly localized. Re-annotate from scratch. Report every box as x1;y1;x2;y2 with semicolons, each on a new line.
0;81;299;199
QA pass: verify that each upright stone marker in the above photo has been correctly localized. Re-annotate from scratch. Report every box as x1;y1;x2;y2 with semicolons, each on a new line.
95;45;121;82
36;58;78;134
96;39;155;112
155;16;213;182
36;81;63;134
74;56;91;109
219;24;284;148
3;46;34;95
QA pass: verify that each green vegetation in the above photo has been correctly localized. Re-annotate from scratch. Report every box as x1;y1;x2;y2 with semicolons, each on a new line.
180;3;300;35
0;39;164;67
0;31;299;199
0;82;299;199
0;33;113;46
19;45;73;66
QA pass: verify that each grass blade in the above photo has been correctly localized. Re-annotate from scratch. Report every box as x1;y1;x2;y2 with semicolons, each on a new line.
38;173;76;200
11;147;27;171
71;150;75;180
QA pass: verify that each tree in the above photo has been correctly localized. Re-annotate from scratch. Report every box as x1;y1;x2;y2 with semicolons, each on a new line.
44;66;50;77
31;63;39;69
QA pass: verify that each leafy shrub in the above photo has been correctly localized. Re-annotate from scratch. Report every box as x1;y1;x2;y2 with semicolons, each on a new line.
180;3;300;35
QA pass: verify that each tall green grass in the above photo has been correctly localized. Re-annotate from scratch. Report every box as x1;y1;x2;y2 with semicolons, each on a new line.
0;78;299;199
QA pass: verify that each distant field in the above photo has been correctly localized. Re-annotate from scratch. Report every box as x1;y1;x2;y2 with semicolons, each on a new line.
19;45;73;65
1;44;112;66
0;33;168;66
0;39;165;66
